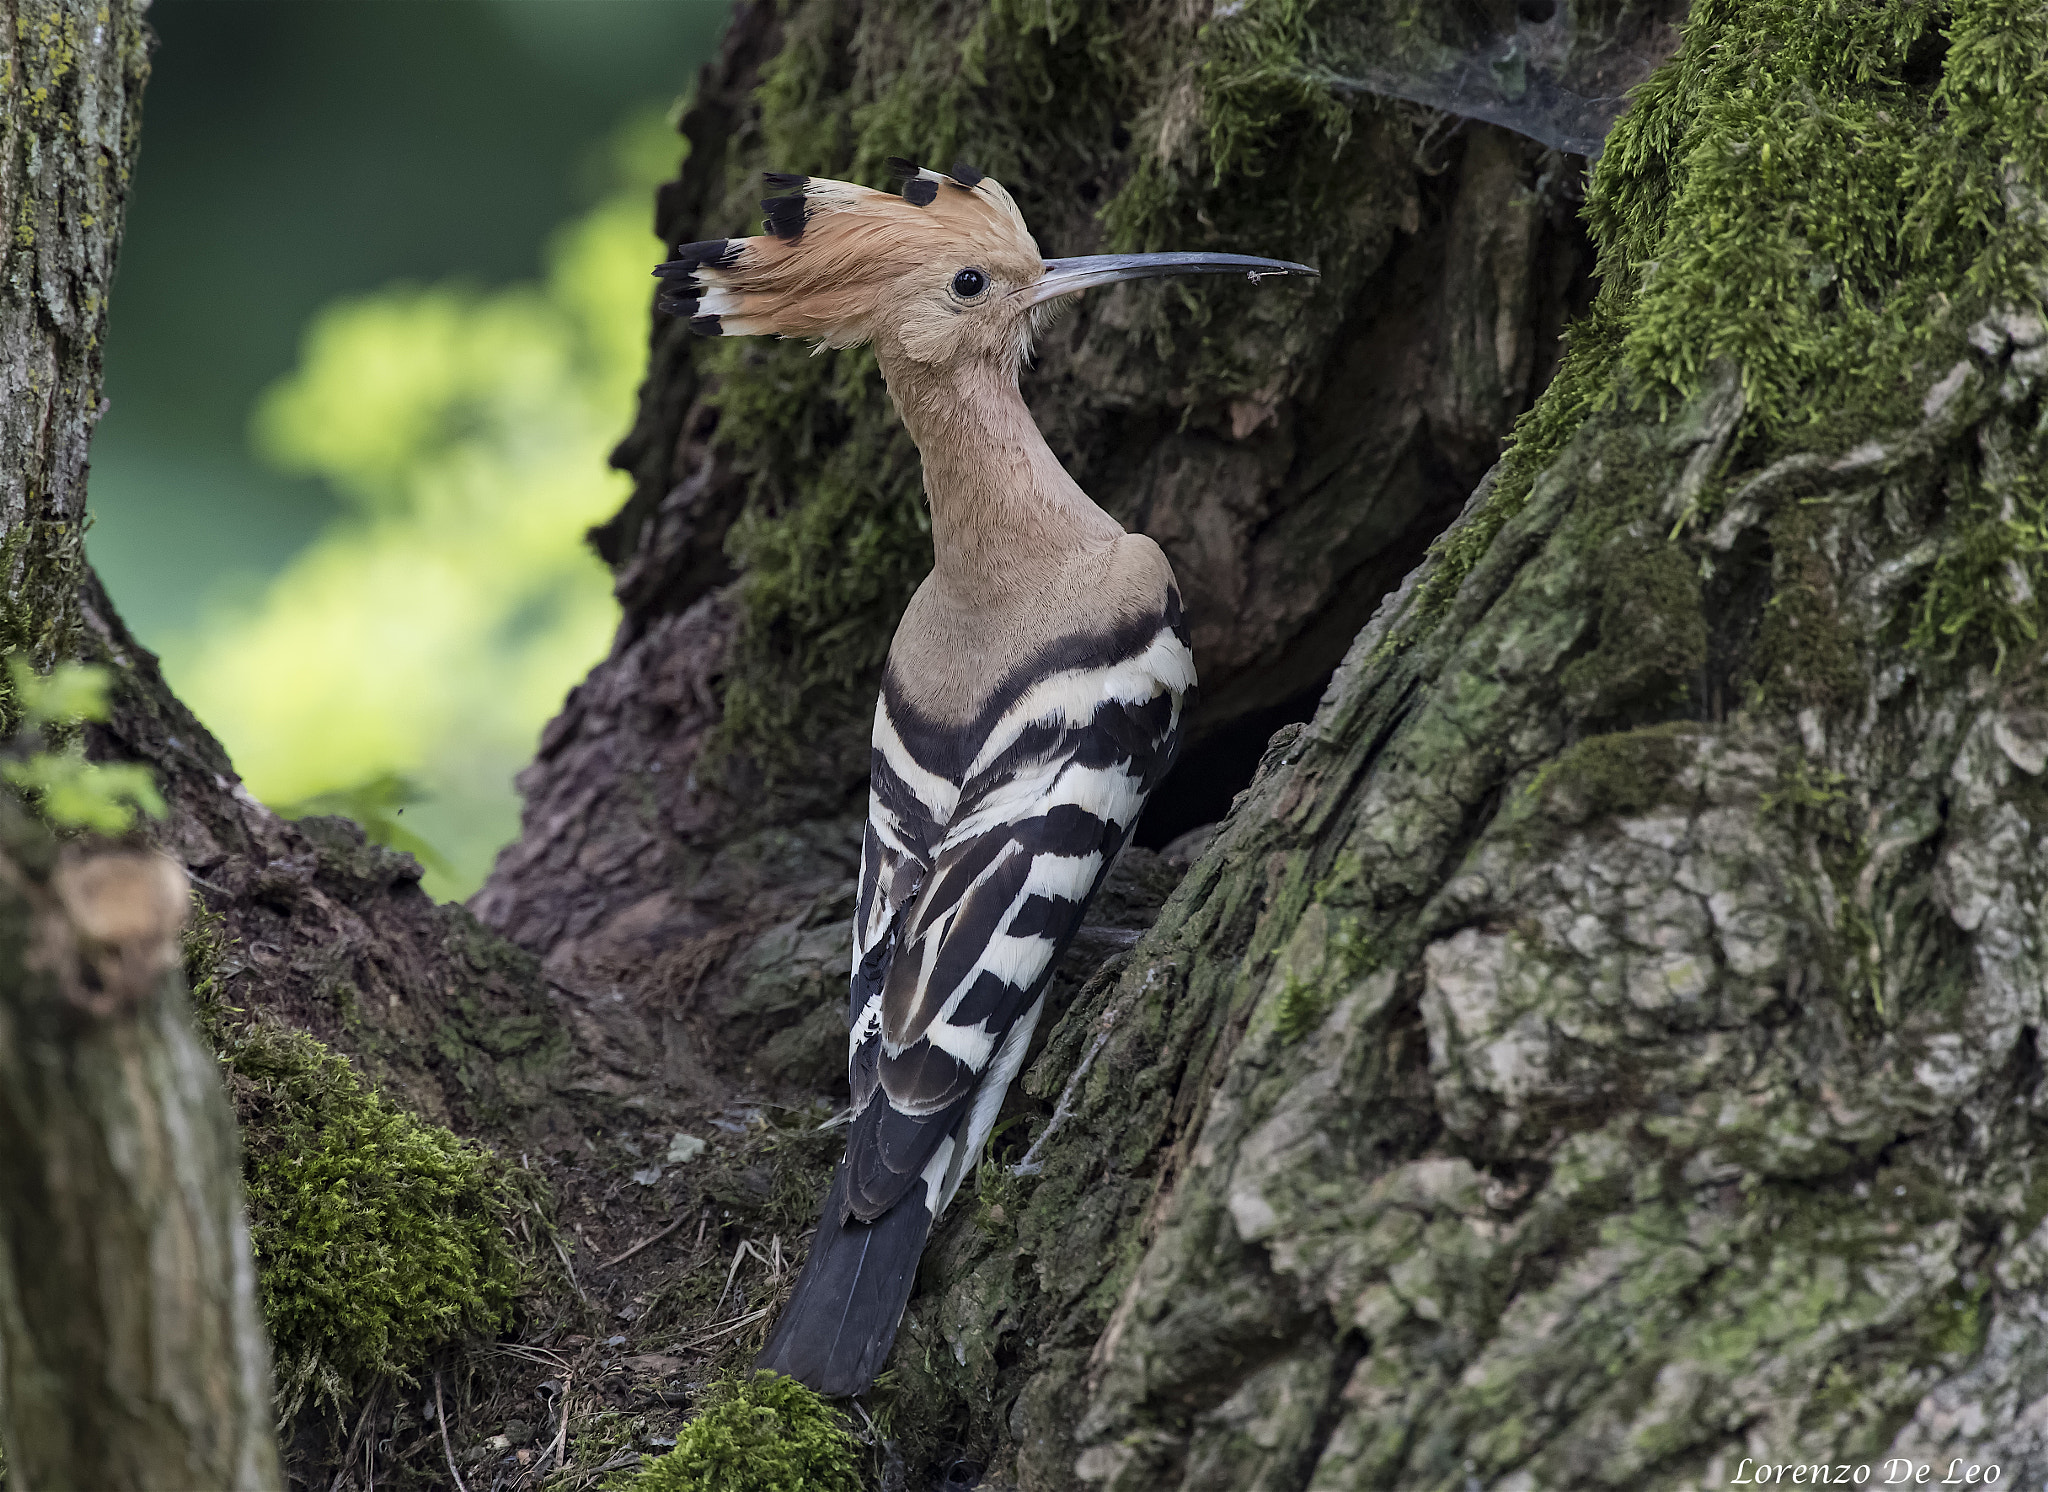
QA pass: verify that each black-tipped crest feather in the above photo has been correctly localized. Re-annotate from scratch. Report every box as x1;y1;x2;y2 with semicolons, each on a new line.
669;238;739;270
761;194;808;240
903;178;938;207
948;160;985;188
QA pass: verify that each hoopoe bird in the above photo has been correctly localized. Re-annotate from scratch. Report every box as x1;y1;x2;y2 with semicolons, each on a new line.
655;160;1314;1396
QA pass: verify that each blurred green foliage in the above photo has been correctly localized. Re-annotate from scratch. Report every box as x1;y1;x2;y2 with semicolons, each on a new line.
1;656;166;833
169;113;679;897
277;771;454;883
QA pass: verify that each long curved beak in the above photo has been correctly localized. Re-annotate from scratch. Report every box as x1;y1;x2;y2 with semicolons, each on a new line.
1017;252;1319;308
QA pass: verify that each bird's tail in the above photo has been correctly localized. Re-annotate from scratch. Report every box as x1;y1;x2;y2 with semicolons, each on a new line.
754;1159;932;1397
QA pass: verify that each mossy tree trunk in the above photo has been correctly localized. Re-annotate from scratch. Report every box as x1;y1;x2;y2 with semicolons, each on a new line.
878;3;2048;1486
0;4;278;1485
475;0;1681;1111
481;0;2048;1486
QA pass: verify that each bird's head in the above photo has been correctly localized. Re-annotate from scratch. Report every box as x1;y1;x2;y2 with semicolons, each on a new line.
654;160;1315;376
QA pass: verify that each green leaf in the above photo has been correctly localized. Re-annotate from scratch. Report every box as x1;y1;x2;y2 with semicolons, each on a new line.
6;656;115;729
2;746;167;833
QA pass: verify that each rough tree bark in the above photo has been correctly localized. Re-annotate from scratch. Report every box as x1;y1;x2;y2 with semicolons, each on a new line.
471;0;1677;1117
471;0;2047;1486
0;2;278;1486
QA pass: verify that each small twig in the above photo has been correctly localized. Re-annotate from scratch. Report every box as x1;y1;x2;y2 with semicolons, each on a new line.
328;1382;380;1492
551;1233;592;1307
680;1305;772;1348
551;1370;574;1471
482;1343;570;1371
715;1240;756;1310
433;1370;471;1492
1013;1008;1120;1176
593;1216;685;1272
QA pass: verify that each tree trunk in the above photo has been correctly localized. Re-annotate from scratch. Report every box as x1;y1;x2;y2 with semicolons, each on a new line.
0;810;280;1491
819;5;2046;1487
473;0;1675;1112
0;5;277;1484
476;0;2048;1486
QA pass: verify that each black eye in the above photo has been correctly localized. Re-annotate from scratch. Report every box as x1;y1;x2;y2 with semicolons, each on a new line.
952;267;988;299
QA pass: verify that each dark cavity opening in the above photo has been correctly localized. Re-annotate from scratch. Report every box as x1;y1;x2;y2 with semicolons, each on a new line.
1135;679;1331;850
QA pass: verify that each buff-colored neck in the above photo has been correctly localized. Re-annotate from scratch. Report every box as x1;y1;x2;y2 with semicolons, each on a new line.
878;351;1121;601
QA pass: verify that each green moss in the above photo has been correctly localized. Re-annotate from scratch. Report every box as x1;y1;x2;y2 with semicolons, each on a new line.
1272;916;1378;1042
1523;722;1704;826
573;1408;652;1481
748;3;856;178
219;1021;521;1415
619;1372;861;1492
1101;0;1362;267
709;340;930;786
1758;752;1850;824
698;2;1129;784
1905;416;2048;668
1747;504;1866;712
1756;749;1936;1024
1399;0;2048;665
181;893;238;1043
1559;529;1708;720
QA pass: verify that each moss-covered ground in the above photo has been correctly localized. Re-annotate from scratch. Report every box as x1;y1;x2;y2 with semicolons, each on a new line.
615;1372;861;1492
180;893;889;1491
223;1017;523;1418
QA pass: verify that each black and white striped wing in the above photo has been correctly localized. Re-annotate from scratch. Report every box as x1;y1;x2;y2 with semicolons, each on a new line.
847;706;953;1074
842;624;1195;1224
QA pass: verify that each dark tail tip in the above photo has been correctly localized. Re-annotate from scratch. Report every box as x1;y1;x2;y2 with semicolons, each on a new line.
755;1162;933;1397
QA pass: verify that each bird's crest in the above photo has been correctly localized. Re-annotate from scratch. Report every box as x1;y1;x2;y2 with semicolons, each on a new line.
655;161;1043;350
